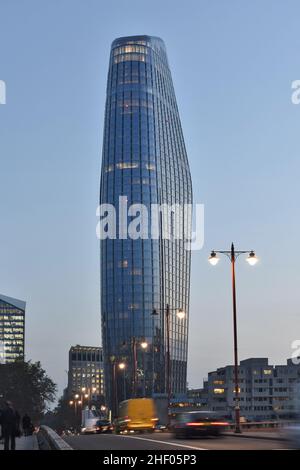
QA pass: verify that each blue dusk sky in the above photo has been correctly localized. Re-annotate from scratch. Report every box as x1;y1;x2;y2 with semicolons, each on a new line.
0;0;299;398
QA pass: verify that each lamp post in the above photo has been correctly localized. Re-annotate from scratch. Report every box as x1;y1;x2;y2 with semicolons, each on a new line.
209;243;258;433
118;362;127;401
131;338;148;397
112;360;127;418
152;306;185;412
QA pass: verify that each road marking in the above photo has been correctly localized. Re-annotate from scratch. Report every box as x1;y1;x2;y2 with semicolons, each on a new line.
119;434;207;450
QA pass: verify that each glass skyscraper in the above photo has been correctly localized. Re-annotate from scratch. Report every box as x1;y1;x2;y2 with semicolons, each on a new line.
0;294;25;364
100;35;192;409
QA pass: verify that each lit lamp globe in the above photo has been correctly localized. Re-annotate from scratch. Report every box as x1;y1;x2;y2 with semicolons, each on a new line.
140;341;148;350
246;251;258;266
118;362;126;370
209;251;220;266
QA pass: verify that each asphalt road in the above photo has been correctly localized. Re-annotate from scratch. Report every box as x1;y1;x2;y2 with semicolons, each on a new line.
64;431;288;450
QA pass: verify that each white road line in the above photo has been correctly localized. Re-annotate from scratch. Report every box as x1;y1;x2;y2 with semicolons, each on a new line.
118;434;207;450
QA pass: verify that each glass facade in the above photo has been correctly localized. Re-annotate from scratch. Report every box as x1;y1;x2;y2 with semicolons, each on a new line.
0;294;25;364
100;36;192;408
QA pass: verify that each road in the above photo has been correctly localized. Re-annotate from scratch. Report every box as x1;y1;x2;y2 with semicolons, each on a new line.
64;431;289;450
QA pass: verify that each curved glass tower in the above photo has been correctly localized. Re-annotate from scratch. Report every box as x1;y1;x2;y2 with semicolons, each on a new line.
100;35;192;411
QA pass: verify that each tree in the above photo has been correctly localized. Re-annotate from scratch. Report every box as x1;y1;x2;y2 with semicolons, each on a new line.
43;396;81;433
0;360;57;422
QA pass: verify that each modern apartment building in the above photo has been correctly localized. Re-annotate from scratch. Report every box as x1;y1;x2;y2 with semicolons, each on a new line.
100;35;192;408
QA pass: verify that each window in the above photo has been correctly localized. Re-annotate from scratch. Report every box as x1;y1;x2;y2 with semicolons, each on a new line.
114;53;146;64
104;164;114;173
213;388;225;394
118;260;128;268
116;162;139;170
146;163;156;170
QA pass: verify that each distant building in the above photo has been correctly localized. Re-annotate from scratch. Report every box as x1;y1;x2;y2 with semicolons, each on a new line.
0;294;25;364
67;345;105;404
190;358;300;420
187;381;209;408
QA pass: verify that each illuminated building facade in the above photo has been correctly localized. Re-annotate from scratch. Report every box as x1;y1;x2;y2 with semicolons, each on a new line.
100;36;192;409
67;345;105;403
0;294;25;364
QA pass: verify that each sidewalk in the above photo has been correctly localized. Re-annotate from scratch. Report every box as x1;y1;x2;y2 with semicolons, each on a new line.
0;435;39;450
224;431;282;441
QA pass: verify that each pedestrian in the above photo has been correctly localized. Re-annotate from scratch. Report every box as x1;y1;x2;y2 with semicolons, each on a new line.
22;413;33;436
1;401;21;450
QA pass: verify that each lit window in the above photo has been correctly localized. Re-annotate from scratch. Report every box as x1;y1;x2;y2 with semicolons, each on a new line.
118;260;128;268
104;164;114;173
146;163;156;171
264;370;272;375
116;162;139;170
213;388;225;394
114;53;146;64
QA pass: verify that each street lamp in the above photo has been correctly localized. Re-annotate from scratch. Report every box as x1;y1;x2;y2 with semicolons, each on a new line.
118;362;127;401
208;251;220;266
112;360;128;418
209;242;258;433
131;338;149;397
152;305;186;415
246;251;258;266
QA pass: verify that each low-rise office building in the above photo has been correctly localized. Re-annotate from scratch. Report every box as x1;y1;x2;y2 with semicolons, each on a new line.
189;358;300;420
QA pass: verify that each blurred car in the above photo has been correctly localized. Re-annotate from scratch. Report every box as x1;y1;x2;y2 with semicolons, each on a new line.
81;419;113;434
173;411;229;439
95;419;113;434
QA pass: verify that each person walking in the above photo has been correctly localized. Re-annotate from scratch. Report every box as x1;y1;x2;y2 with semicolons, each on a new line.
22;414;33;436
1;401;21;450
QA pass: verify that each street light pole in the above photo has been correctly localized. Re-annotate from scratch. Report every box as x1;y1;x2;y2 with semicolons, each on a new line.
231;243;241;434
152;306;185;427
112;361;118;419
132;337;137;398
209;243;258;434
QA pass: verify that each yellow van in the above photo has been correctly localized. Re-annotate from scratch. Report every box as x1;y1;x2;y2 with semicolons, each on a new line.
115;398;158;433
